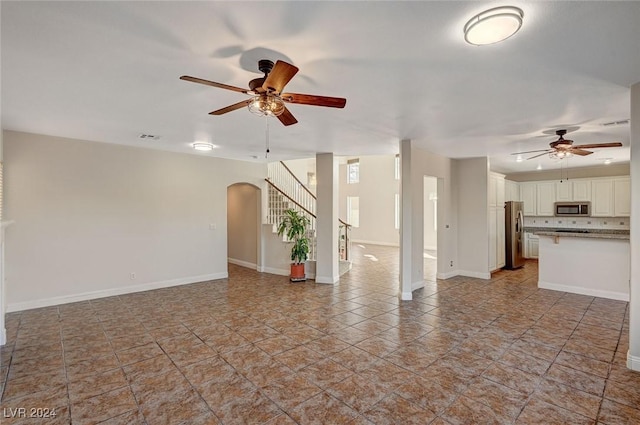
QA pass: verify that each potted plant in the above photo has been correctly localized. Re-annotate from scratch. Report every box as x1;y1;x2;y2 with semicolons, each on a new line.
277;208;311;282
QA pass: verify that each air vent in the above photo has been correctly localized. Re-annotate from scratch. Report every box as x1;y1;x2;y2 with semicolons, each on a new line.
601;119;629;127
138;134;161;140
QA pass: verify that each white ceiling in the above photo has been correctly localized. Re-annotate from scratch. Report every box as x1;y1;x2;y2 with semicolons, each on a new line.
2;1;639;173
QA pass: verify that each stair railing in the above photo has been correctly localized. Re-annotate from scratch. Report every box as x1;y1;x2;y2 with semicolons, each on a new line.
266;161;351;261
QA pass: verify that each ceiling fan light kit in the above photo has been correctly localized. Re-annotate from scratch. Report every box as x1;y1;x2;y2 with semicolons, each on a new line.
464;6;524;46
248;94;285;117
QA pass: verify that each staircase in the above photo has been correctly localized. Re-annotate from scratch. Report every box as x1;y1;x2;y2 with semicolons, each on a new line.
266;161;351;275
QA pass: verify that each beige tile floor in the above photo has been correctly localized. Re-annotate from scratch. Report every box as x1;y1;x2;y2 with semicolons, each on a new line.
1;244;638;424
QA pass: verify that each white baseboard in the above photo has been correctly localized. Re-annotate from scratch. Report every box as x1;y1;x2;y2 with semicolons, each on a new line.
261;267;289;277
6;272;228;313
538;280;629;302
458;270;491;280
0;328;6;346
315;275;339;284
627;351;640;371
437;270;458;280
412;280;425;291
400;291;413;300
228;258;258;270
351;239;399;248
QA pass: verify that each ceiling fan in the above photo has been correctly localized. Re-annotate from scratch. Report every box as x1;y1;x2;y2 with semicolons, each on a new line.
180;59;346;126
512;129;622;160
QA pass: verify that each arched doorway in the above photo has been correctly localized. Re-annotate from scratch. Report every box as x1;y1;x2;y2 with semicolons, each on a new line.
227;183;261;271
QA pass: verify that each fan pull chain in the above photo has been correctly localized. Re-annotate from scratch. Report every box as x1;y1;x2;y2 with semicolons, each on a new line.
265;116;270;158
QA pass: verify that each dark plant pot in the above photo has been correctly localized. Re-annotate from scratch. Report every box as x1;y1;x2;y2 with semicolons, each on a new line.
290;263;306;282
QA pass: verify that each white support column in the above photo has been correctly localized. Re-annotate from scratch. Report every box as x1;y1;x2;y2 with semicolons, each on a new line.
315;153;339;284
628;81;640;371
399;140;413;300
0;15;5;344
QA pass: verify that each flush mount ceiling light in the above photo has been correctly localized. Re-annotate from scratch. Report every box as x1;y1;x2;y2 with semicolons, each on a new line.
192;142;215;151
464;6;524;46
248;93;285;117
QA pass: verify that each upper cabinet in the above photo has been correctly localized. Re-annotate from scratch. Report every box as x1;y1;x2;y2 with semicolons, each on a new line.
592;179;614;217
572;180;591;202
520;182;537;216
536;182;556;216
555;181;572;202
614;177;631;217
591;177;630;217
488;172;505;207
505;180;520;202
503;175;628;218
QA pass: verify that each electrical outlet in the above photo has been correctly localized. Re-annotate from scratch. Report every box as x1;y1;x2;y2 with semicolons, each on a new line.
130;273;136;280
209;223;216;230
450;261;453;267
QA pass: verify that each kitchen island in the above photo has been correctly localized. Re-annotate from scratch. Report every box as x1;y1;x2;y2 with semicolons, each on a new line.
535;229;630;301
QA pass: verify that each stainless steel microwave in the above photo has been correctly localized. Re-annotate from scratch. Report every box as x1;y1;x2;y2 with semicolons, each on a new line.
555;202;591;217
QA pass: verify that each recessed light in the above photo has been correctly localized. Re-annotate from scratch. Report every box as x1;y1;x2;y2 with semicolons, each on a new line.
536;164;542;170
604;158;612;165
192;142;215;151
516;155;524;163
464;6;524;46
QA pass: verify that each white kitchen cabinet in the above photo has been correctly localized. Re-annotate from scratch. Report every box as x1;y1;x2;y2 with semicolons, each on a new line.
592;179;614;217
614;177;631;217
524;232;539;259
496;207;505;268
572;180;591;202
556;181;572;202
497;178;505;206
525;232;539;259
488;172;506;271
505;180;520;202
536;182;556;216
521;183;537;216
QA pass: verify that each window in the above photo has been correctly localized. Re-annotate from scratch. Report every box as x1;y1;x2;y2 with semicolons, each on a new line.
347;159;359;184
395;194;400;230
395;154;400;180
347;196;360;228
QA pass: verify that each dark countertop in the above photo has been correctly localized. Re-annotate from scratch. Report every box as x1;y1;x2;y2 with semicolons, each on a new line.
529;227;630;240
524;227;629;235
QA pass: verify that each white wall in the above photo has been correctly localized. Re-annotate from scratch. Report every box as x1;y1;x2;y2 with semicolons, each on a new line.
423;176;437;250
227;183;259;268
629;81;640;371
3;131;266;311
339;155;399;246
405;144;458;286
455;157;490;279
282;158;316;194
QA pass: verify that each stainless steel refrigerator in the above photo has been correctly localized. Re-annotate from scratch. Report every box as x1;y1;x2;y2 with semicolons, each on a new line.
505;201;525;269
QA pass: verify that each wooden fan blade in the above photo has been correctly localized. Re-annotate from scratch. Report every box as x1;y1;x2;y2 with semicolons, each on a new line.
570;142;623;149
570;149;593;156
281;93;347;108
527;152;551;160
277;106;298;126
209;99;252;115
180;76;249;94
263;61;299;94
511;149;551;155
